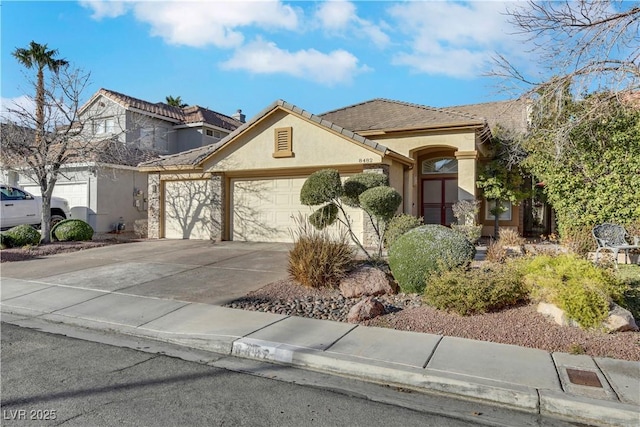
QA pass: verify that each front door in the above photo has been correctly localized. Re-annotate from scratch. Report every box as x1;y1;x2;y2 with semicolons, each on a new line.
422;178;457;226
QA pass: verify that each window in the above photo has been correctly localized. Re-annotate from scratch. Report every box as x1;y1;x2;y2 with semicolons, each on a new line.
485;200;512;221
422;158;457;174
139;127;169;152
273;127;293;158
92;118;115;135
204;129;225;141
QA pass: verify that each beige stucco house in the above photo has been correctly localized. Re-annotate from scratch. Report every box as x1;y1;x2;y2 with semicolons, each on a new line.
140;98;529;242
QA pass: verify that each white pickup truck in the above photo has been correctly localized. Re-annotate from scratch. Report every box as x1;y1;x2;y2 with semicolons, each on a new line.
0;184;71;230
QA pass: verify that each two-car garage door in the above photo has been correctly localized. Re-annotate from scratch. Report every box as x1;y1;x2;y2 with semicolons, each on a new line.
163;176;364;243
230;177;363;243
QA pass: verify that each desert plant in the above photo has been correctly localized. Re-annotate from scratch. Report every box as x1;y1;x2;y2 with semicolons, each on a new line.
384;214;423;249
388;225;476;294
451;224;483;244
486;240;508;263
342;173;388;207
424;262;528;315
1;224;41;247
452;199;480;225
287;215;354;288
498;229;525;247
561;225;596;256
517;254;628;329
51;219;94;242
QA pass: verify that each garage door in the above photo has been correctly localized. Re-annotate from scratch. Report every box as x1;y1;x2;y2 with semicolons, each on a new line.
230;177;363;243
164;180;213;240
22;182;88;221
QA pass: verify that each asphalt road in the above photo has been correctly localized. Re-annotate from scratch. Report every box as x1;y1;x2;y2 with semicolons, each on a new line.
0;323;573;427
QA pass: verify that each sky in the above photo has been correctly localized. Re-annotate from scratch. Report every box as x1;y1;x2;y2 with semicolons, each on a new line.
1;0;535;121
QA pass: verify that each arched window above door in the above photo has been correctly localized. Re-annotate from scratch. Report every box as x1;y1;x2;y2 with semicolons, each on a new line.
421;157;457;174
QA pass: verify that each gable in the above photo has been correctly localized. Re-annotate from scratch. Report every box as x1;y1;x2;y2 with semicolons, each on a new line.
202;108;385;173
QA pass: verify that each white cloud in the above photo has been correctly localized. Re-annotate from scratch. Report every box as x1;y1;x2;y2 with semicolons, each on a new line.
221;38;368;86
79;0;130;19
81;0;300;48
388;1;522;78
1;96;36;124
314;0;390;48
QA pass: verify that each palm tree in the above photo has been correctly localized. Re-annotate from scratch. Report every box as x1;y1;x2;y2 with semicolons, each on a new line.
12;41;69;144
165;95;187;108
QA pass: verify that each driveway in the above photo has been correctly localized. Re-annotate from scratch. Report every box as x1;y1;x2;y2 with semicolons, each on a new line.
0;240;291;305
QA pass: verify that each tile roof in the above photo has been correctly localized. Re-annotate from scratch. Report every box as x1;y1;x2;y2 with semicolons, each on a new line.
319;98;486;132
140;99;413;169
93;88;243;131
442;99;530;134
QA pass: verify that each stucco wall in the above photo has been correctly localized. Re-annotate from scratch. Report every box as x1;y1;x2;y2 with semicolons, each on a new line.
204;109;383;172
95;168;148;233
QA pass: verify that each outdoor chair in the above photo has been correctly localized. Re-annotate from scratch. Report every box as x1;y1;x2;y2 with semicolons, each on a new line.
592;223;640;267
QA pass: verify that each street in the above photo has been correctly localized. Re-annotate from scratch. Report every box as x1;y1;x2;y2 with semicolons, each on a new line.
1;322;572;427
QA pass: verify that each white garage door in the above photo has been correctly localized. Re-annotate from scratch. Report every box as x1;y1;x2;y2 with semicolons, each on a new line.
22;181;88;221
230;177;363;243
164;180;213;240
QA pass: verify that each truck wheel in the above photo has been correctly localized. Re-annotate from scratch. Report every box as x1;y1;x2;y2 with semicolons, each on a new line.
50;215;65;229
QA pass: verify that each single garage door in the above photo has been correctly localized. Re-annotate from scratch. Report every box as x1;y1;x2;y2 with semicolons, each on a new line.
164;179;213;240
230;177;363;243
23;181;88;221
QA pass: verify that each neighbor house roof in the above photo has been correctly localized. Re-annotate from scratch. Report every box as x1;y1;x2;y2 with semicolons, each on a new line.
139;99;413;170
82;88;243;131
442;98;530;134
319;98;487;133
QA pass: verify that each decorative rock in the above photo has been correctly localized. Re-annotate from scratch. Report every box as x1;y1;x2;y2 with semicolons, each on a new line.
603;303;639;333
347;296;386;323
339;265;398;298
537;302;580;328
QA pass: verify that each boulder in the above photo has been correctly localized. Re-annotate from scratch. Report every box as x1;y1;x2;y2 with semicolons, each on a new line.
347;297;385;323
537;302;579;327
339;265;398;298
603;303;639;333
537;301;639;332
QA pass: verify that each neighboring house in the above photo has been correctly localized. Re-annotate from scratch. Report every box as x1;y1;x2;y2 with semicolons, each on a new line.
140;98;530;243
2;89;243;233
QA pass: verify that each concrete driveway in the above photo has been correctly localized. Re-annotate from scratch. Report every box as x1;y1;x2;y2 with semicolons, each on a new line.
0;240;291;305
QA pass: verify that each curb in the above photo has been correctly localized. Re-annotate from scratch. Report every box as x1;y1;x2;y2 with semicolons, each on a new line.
2;306;639;427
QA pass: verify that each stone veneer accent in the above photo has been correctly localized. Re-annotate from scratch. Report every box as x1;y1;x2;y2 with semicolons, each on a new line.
147;173;160;239
209;173;224;241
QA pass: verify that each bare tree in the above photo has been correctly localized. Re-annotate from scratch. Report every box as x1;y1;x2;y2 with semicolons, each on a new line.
2;44;156;242
490;1;640;161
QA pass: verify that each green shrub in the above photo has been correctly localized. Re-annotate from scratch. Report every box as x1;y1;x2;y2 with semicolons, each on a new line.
342;173;388;207
517;254;628;329
2;224;41;247
450;224;483;244
308;203;338;229
388;225;476;294
359;186;402;222
288;216;354;288
616;264;640;320
0;232;15;248
424;263;528;315
300;169;343;205
51;219;94;242
384;214;422;249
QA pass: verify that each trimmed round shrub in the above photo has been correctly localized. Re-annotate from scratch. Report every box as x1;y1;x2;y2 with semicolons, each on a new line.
51;219;94;242
342;173;388;207
384;214;422;249
359;186;402;222
424;263;528;315
300;169;343;205
2;224;41;247
308;203;339;229
388;225;476;293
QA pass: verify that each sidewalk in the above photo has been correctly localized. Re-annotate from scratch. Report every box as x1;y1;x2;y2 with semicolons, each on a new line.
2;275;638;427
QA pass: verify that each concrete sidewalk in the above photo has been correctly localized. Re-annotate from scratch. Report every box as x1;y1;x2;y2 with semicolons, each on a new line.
1;242;639;427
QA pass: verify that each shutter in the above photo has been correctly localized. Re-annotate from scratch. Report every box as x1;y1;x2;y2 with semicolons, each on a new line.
273;127;293;158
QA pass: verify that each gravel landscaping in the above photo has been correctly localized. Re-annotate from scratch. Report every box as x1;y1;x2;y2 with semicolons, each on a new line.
226;278;640;362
